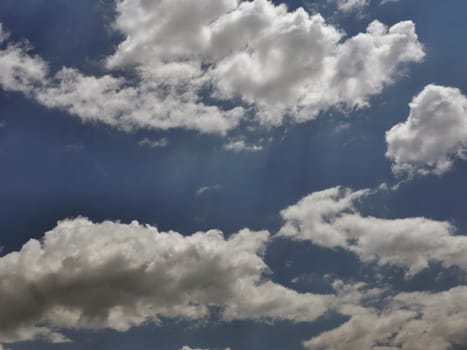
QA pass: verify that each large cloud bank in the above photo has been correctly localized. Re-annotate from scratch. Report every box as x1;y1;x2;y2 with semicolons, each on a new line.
0;0;424;134
0;218;329;345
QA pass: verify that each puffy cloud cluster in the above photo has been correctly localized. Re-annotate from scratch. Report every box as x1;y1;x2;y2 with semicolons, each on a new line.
278;186;467;276
0;218;330;345
0;0;424;134
386;84;467;176
107;0;424;126
305;283;467;350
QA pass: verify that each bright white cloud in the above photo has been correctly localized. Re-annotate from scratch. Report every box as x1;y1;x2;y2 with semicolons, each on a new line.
0;217;330;345
305;283;467;350
278;186;467;276
110;0;423;126
0;0;424;134
386;84;467;176
337;0;369;13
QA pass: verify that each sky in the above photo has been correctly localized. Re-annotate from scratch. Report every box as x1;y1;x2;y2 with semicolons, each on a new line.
1;0;467;349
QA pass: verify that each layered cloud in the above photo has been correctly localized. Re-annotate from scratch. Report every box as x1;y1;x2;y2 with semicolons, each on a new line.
2;195;467;348
278;186;467;276
386;84;467;176
0;0;424;134
305;282;467;350
0;218;330;345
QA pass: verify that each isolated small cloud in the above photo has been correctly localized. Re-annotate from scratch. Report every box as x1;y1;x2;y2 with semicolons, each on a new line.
196;184;222;196
138;137;169;148
224;140;263;153
386;84;467;176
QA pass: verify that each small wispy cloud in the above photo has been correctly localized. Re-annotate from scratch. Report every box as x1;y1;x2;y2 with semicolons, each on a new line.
224;140;263;153
196;184;222;196
138;137;169;148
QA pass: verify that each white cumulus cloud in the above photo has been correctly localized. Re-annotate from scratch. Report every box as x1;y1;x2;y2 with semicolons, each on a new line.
278;186;467;276
386;84;467;176
0;217;330;345
0;0;424;134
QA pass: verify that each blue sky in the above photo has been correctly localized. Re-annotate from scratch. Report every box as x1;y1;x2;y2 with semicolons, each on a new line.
1;1;467;349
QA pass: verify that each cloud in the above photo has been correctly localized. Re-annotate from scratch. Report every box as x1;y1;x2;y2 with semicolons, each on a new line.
224;140;263;153
196;184;222;196
138;137;169;148
0;24;47;94
336;0;369;13
0;1;424;134
278;186;467;276
0;217;330;345
304;282;467;350
386;84;467;176
34;67;243;134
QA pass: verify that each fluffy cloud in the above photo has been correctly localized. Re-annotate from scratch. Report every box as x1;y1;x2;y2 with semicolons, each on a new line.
0;24;47;94
336;0;369;13
304;283;467;350
0;218;330;345
35;67;243;134
278;186;467;276
0;0;424;134
386;84;467;176
110;0;424;126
